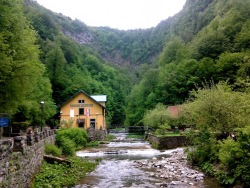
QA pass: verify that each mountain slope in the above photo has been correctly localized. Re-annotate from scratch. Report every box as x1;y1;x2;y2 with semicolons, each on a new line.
22;0;250;127
25;0;217;68
125;0;250;125
24;0;131;125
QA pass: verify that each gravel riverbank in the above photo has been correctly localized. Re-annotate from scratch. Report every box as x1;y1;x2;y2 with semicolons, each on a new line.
133;148;205;188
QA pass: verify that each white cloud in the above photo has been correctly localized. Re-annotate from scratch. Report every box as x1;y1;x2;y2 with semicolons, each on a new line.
35;0;186;30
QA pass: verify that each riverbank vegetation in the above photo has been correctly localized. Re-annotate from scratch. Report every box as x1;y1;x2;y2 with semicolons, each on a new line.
143;103;183;136
32;128;98;187
86;141;100;147
181;82;250;187
55;128;88;156
32;157;98;188
143;82;250;186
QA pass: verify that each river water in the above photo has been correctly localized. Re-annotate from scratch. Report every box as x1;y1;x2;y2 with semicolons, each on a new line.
74;133;221;188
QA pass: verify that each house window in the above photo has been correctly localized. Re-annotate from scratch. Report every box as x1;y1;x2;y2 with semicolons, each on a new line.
79;108;84;115
78;100;85;104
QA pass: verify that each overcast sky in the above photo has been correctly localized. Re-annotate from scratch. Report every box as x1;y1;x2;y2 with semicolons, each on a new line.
35;0;186;30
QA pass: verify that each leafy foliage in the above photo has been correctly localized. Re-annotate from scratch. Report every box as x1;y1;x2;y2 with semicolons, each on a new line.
60;119;74;129
216;126;250;187
143;103;171;130
59;137;76;156
32;157;98;188
56;128;88;154
0;0;56;123
138;78;250;187
15;0;250;129
44;144;62;157
34;128;99;187
185;128;219;166
181;83;250;133
182;83;250;187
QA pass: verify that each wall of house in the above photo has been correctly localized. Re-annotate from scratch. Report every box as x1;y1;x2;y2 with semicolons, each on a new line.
0;130;55;188
60;93;106;129
147;133;189;150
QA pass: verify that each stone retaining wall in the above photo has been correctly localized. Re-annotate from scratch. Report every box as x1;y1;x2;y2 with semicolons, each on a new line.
87;127;107;141
147;133;189;150
0;130;56;188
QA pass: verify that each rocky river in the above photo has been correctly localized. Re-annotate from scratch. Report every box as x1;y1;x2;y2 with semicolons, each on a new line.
74;133;221;188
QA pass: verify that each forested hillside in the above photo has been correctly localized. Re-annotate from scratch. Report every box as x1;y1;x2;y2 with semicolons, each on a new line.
24;0;132;125
0;0;249;128
125;0;250;125
0;0;130;126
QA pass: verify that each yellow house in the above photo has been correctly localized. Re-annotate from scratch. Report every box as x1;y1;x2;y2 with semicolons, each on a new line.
60;90;106;130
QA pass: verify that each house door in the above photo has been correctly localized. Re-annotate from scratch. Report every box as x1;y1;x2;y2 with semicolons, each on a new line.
90;119;96;129
78;119;85;128
79;122;84;128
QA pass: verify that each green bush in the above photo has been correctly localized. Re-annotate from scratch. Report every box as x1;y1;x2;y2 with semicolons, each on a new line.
154;123;171;135
218;138;242;166
186;129;219;166
217;126;250;187
44;144;62;157
56;128;88;149
201;162;215;177
143;103;172;131
215;170;235;186
60;137;75;156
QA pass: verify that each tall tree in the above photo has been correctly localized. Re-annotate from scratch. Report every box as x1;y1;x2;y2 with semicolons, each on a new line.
0;0;42;115
0;0;56;125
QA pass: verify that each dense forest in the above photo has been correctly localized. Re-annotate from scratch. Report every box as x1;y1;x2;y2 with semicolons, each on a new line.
125;0;250;125
1;0;250;186
1;0;250;127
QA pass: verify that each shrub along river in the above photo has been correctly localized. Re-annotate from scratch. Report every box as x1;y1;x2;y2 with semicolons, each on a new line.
74;133;221;188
